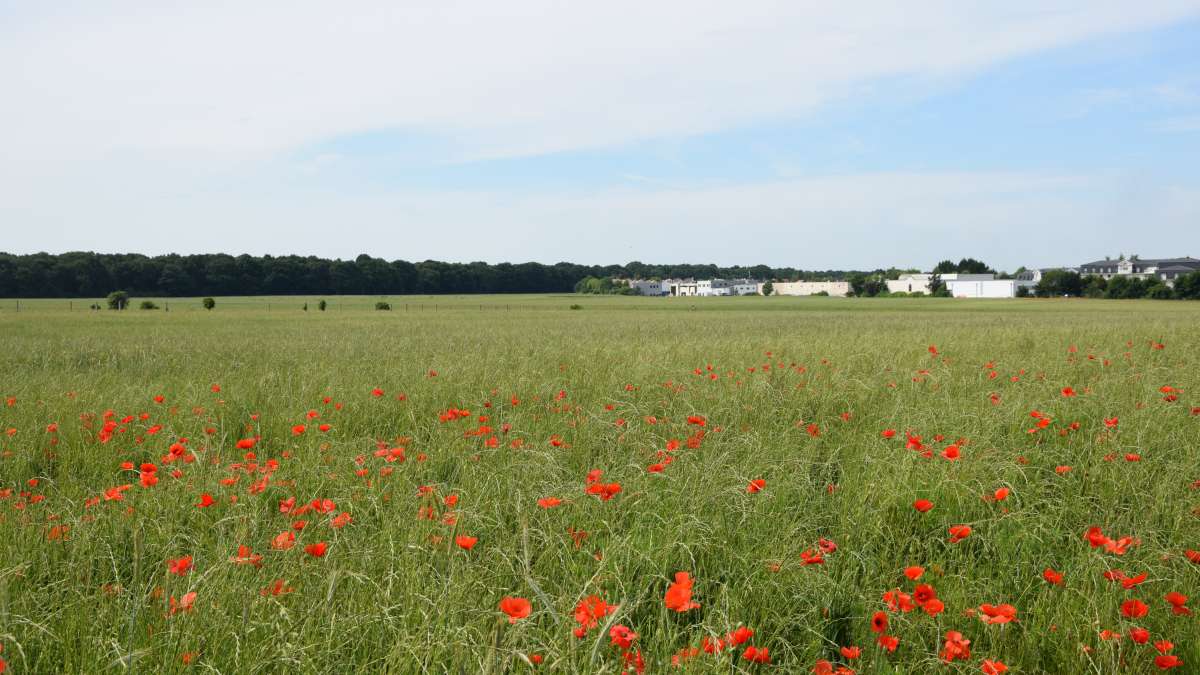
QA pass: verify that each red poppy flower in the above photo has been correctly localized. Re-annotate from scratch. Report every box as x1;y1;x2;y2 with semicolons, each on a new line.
537;497;561;509
304;542;327;558
1121;599;1148;619
664;571;700;612
979;604;1017;624
271;531;295;550
904;566;924;580
913;499;934;513
876;635;899;652
167;555;193;576
196;493;215;508
455;535;477;551
747;479;766;493
741;646;770;663
1042;568;1063;585
981;660;1008;674
728;626;754;646
870;610;888;633
609;624;637;649
941;631;971;662
573;595;617;634
948;525;972;543
1164;592;1190;615
499;596;531;623
1155;655;1183;670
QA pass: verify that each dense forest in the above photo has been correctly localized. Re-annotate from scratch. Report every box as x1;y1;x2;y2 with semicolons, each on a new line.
0;251;861;298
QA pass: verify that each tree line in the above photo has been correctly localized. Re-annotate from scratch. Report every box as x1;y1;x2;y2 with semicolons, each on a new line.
0;251;862;298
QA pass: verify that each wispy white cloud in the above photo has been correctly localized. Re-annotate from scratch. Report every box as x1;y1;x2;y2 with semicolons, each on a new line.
2;1;1197;165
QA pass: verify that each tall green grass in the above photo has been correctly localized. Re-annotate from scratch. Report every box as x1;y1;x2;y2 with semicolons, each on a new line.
0;297;1196;673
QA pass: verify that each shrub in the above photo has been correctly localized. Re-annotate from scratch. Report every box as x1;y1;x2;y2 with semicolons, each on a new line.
375;302;391;311
106;291;129;310
1173;271;1200;299
889;291;907;298
1015;286;1032;298
202;297;215;311
139;300;159;310
812;290;829;296
569;304;583;310
1146;283;1174;300
318;300;327;311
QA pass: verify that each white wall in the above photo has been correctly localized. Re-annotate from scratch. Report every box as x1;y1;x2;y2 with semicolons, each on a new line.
768;281;850;297
945;280;1025;298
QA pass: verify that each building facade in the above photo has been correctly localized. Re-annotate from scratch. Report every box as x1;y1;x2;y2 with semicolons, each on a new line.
1077;257;1200;285
945;279;1034;298
885;273;995;295
767;281;850;297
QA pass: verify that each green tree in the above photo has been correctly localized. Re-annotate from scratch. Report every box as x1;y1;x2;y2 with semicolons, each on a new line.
928;273;947;297
761;281;774;296
1105;276;1148;299
1173;271;1200;299
1082;275;1107;298
318;299;327;311
1145;282;1174;299
106;290;129;310
202;297;215;311
1035;270;1083;297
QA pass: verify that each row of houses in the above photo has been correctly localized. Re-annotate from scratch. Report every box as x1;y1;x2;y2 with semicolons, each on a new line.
1020;257;1200;285
620;256;1200;299
624;278;850;297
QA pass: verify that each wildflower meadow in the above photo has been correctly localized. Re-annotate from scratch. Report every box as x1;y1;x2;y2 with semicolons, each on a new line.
0;295;1197;673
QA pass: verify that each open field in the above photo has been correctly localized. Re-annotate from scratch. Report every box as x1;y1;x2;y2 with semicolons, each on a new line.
0;296;1197;673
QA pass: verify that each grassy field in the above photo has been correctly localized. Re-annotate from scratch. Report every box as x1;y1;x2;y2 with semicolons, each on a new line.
0;295;1197;673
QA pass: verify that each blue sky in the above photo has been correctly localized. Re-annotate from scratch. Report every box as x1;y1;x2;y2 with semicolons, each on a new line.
2;2;1198;271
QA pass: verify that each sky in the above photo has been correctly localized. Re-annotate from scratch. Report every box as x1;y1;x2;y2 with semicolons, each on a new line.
2;1;1199;272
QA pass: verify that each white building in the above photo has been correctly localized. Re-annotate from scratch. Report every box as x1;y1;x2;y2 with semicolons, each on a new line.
767;281;850;297
730;280;760;296
665;279;698;296
945;279;1034;298
1078;257;1200;286
886;273;995;295
627;280;667;296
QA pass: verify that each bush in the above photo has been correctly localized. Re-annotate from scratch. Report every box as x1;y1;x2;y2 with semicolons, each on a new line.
1146;283;1174;300
569;304;583;310
202;297;215;311
318;300;327;311
1015;286;1032;298
139;300;159;310
1173;271;1200;299
889;291;907;298
106;291;129;310
812;290;829;297
375;302;391;311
